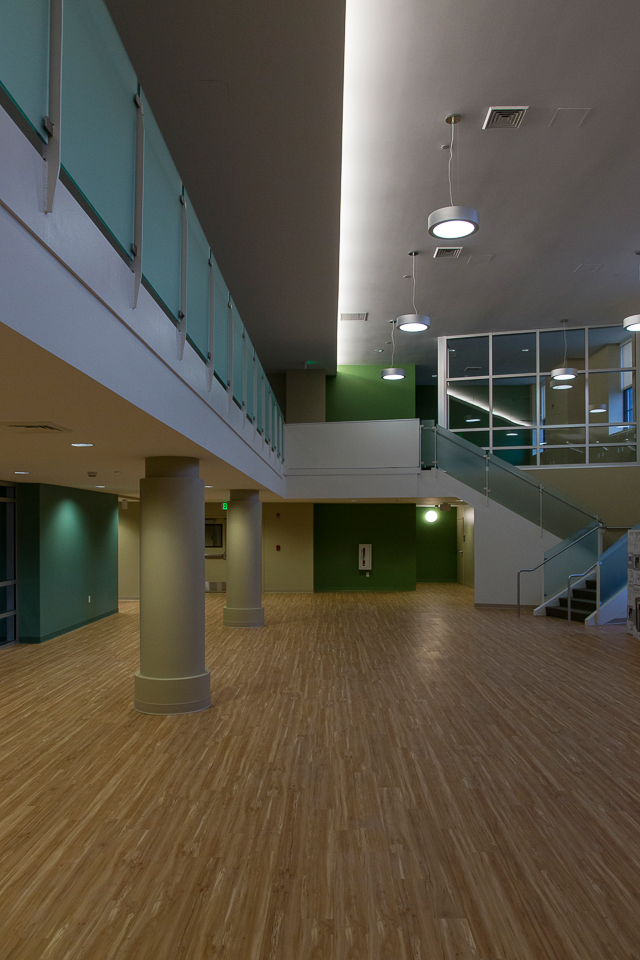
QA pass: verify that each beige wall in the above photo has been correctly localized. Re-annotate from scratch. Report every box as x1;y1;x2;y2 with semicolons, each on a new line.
118;500;140;599
285;369;326;423
262;502;314;592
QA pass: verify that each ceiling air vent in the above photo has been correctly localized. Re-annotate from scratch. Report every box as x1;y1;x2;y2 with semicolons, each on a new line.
0;421;71;434
340;312;368;322
434;247;462;259
482;106;528;130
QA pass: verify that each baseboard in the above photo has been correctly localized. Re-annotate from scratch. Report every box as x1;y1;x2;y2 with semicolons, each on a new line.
19;608;119;644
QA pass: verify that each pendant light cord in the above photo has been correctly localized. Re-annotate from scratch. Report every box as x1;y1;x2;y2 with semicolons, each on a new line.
448;118;455;206
562;319;568;367
391;319;396;366
412;253;417;313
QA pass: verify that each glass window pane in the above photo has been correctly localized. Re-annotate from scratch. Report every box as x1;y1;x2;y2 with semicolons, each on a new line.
541;374;585;425
492;448;538;466
256;362;264;433
540;446;586;466
452;431;489;449
0;0;49;137
590;424;636;444
245;342;255;422
0;616;16;646
492;377;536;427
588;371;634;423
185;193;210;360
211;257;229;388
447;337;489;378
264;389;271;443
0;487;16;498
0;584;16;614
0;502;16;581
542;427;586;445
448;380;489;428
540;328;585;372
492;333;536;375
62;0;137;255
232;303;244;407
142;92;181;318
589;444;636;464
588;326;635;367
493;428;537;447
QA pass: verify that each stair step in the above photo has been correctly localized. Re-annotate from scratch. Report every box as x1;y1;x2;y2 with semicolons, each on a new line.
585;579;597;589
572;587;596;601
546;606;591;623
558;597;597;612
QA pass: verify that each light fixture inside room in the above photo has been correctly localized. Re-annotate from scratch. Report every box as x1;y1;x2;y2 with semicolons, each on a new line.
589;405;607;414
428;115;479;239
623;262;640;330
397;252;430;332
381;318;405;380
71;442;93;447
551;320;577;382
425;509;438;522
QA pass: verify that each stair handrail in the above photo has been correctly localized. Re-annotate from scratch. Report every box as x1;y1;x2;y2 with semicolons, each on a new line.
516;524;603;617
421;423;599;528
567;562;600;625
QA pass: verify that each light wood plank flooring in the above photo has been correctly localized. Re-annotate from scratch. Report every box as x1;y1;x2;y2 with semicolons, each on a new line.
1;585;640;959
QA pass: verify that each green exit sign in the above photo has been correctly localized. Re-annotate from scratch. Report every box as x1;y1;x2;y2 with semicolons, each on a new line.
222;502;228;510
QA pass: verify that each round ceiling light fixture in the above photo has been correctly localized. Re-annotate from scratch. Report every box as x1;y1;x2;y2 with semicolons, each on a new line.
397;251;430;331
381;318;405;380
623;314;640;332
428;115;479;239
425;509;438;522
551;320;577;380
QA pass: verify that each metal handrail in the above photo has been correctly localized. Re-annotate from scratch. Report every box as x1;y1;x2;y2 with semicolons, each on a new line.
567;562;600;624
516;524;603;617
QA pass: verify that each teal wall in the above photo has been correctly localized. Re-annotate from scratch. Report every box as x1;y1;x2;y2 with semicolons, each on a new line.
17;484;119;642
313;504;416;591
416;506;458;582
326;365;415;422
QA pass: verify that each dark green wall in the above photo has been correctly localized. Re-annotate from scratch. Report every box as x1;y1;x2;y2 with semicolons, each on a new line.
415;384;438;422
17;484;119;643
416;506;458;582
326;365;415;422
313;504;416;591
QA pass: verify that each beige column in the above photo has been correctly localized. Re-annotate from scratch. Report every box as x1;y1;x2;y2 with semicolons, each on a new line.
134;457;211;714
223;489;265;627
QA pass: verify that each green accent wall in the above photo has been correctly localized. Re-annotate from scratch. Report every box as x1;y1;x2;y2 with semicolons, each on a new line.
17;484;119;642
313;504;416;591
415;384;438;422
326;365;415;422
416;506;458;582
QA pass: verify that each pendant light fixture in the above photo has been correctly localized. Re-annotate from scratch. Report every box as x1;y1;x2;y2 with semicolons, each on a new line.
381;318;405;380
428;115;479;239
397;251;430;332
623;261;640;331
551;320;577;384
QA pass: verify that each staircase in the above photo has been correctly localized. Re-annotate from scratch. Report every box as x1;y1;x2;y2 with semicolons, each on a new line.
546;579;597;622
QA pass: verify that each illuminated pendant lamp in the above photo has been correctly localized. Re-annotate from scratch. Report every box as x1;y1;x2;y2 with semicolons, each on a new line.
381;317;405;380
397;251;430;332
551;319;577;384
623;261;640;331
428;115;479;240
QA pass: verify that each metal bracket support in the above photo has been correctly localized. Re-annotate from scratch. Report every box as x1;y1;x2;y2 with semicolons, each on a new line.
44;0;63;213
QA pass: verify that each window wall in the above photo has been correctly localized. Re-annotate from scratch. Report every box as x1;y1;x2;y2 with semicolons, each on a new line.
439;326;636;466
0;485;17;646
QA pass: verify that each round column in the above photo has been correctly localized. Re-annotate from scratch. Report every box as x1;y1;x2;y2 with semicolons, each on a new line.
223;489;264;627
135;457;211;714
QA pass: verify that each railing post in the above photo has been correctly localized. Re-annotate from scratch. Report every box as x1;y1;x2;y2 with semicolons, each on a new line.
44;0;63;213
484;455;489;506
539;484;543;538
434;425;438;468
567;576;572;623
517;571;521;618
595;561;601;625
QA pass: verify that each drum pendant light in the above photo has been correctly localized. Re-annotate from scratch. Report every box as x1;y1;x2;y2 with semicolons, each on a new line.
397;251;430;332
428;115;479;239
381;318;405;380
623;262;640;331
551;320;577;383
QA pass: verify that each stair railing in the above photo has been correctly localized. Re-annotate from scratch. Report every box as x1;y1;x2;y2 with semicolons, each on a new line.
567;562;600;625
516;524;603;617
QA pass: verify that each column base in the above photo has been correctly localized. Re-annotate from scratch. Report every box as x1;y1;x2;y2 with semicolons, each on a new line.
223;605;265;627
134;670;211;715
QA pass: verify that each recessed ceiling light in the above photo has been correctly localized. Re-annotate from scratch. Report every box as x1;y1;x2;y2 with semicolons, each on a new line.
466;418;481;422
552;384;572;390
522;349;529;352
95;485;105;488
205;485;213;488
506;432;518;436
14;471;29;475
589;406;607;414
71;442;93;447
375;349;384;353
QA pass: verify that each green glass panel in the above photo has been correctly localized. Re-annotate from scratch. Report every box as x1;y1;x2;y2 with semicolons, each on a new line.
488;458;540;525
540;374;585;425
452;430;489;449
264;389;271;444
245;339;255;422
231;302;244;407
492;333;536;375
256;362;265;433
493;427;537;447
448;380;489;428
436;431;486;496
141;91;181;319
0;0;49;136
184;192;209;361
211;257;229;387
492;377;536;427
62;0;137;255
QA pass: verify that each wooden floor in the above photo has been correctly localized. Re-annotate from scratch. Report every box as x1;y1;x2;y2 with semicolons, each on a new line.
1;586;640;959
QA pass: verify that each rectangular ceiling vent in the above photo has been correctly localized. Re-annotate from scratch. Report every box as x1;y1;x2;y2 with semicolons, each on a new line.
0;421;71;434
434;247;462;259
482;106;528;130
340;312;368;322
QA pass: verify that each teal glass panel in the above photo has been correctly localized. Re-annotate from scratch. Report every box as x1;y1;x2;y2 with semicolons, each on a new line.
0;0;49;136
492;447;538;467
211;256;229;387
256;361;264;433
492;377;536;427
62;0;137;255
276;411;281;458
452;430;489;449
543;522;599;600
231;302;245;407
436;430;486;496
245;339;255;422
487;457;540;526
420;421;436;468
184;192;209;361
141;91;181;319
264;388;271;444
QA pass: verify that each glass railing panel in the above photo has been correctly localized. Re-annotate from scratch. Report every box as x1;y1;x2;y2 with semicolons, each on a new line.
488;458;540;527
231;302;244;408
264;388;271;445
542;481;597;538
245;338;255;423
256;362;265;434
184;192;209;361
210;256;229;388
0;0;49;137
598;527;638;606
420;421;436;467
62;0;137;257
543;521;600;601
140;91;181;319
435;430;486;496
